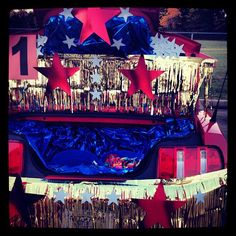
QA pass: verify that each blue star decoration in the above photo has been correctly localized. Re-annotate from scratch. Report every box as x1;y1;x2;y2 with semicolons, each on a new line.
53;189;69;204
194;191;205;204
106;189;121;205
81;188;93;204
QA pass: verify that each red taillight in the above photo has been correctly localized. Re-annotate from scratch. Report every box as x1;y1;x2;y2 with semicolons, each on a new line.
157;146;223;179
8;140;24;175
158;148;176;179
207;148;223;171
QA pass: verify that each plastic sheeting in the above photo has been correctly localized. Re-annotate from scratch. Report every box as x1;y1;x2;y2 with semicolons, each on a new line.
9;118;194;175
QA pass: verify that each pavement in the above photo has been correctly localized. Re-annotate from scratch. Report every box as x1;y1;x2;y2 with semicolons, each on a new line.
199;99;228;140
199;99;227;109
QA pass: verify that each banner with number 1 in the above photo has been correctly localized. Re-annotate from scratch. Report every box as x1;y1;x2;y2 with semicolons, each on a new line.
9;34;38;80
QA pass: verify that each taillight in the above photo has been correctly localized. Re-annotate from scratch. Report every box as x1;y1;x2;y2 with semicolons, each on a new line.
157;146;223;179
8;140;24;175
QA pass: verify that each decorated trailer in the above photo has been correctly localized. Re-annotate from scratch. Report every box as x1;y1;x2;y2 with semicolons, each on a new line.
8;7;227;228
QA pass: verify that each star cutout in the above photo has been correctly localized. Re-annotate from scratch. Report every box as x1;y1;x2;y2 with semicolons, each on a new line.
91;71;101;83
81;188;93;204
118;7;133;22
111;38;125;50
194;191;205;204
34;53;80;96
75;7;120;45
90;56;102;67
119;55;164;100
37;34;48;47
53;189;68;204
36;46;43;57
59;8;74;21
137;182;187;228
174;44;185;56
151;33;185;57
63;35;77;49
106;189;120;205
90;89;102;100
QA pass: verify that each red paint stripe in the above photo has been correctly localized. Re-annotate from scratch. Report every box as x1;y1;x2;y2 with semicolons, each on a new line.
17;116;165;125
45;175;127;182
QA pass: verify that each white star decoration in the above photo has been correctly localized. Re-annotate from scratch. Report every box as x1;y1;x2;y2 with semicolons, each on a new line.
91;71;101;83
63;35;77;49
118;7;133;22
106;189;120;205
194;191;205;204
90;89;102;100
111;38;125;50
59;8;74;21
37;34;48;47
53;189;69;204
81;188;93;204
90;56;102;67
36;46;43;56
151;33;185;57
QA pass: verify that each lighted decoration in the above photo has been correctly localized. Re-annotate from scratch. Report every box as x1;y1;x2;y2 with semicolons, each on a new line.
9;34;38;80
106;189;120;205
63;35;77;49
53;189;69;204
119;55;165;100
34;53;80;96
81;188;93;204
118;7;133;22
194;191;205;204
137;182;186;228
74;7;120;45
111;38;126;50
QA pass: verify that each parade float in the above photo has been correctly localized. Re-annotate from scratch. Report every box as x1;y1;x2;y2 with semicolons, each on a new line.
8;7;227;228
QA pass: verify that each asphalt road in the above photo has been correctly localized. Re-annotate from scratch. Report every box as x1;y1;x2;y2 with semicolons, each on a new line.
208;108;228;140
215;108;228;140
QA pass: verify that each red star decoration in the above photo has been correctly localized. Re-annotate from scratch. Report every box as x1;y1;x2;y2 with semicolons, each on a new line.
34;53;80;96
138;183;187;228
74;7;120;45
119;55;164;100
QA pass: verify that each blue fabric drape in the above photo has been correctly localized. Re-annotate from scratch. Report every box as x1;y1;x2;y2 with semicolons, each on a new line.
9;118;194;175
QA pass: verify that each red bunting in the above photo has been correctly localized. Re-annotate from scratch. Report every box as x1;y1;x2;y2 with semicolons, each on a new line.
119;55;164;100
74;8;120;45
34;53;80;96
138;182;186;228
